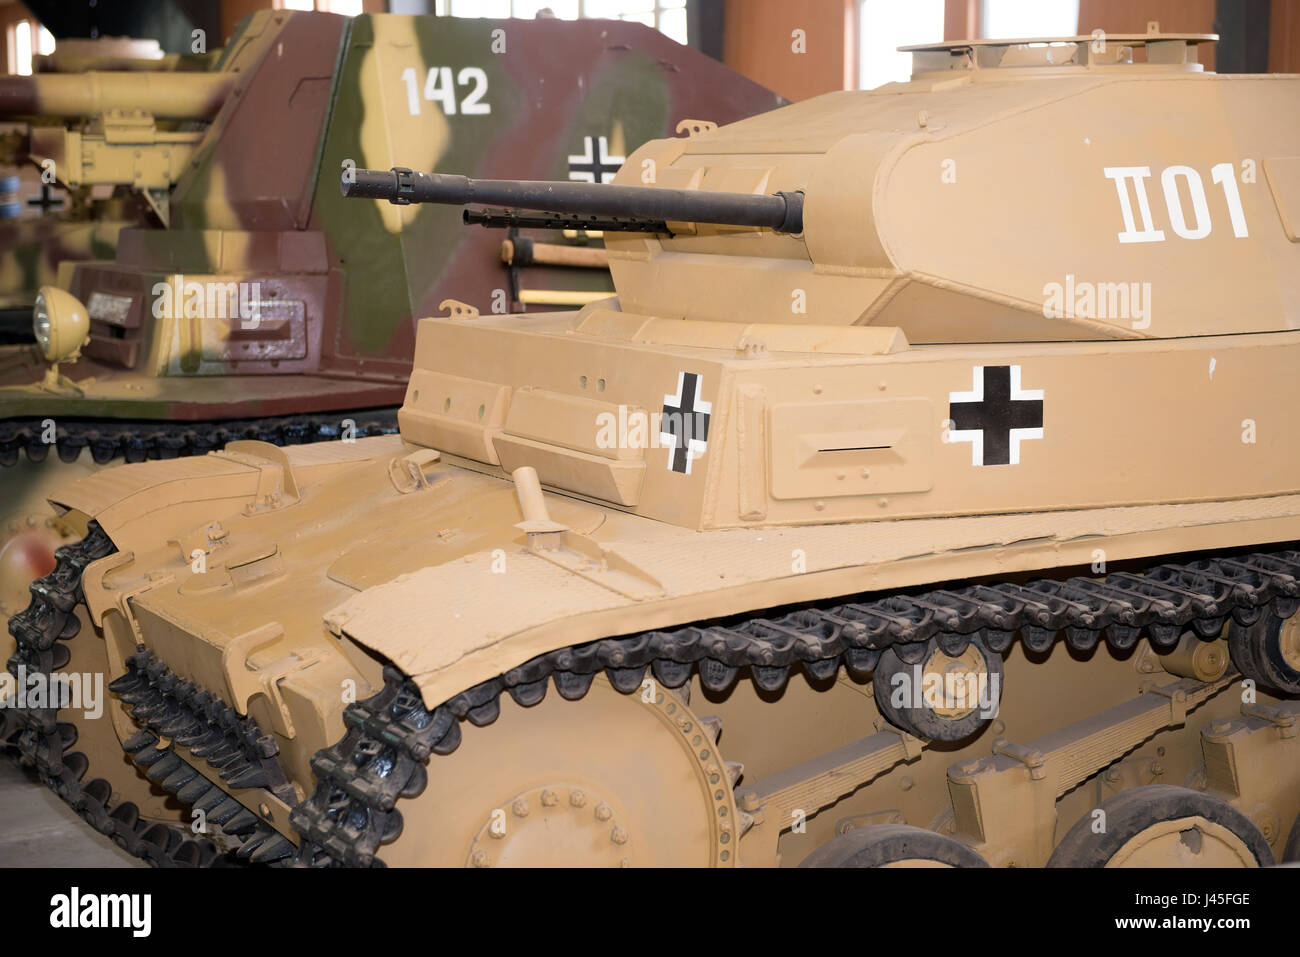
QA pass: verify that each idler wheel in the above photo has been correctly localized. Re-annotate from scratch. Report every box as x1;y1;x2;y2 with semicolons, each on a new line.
1228;609;1300;694
1048;785;1273;867
872;636;1002;742
799;823;988;868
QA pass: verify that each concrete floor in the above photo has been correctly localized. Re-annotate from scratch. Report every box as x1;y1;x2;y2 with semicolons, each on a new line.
0;759;143;867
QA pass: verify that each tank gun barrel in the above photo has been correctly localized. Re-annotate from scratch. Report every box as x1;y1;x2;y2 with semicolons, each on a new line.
343;167;804;233
0;71;234;120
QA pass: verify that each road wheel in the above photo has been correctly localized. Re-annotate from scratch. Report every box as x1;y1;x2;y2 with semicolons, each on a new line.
1228;609;1300;695
385;675;742;866
873;636;1002;742
1048;785;1273;867
799;823;988;868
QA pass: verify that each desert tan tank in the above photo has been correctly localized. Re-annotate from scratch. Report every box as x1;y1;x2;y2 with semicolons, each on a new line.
7;31;1300;868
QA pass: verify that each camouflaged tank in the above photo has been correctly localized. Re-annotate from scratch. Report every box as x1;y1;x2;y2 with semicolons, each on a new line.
10;31;1300;869
0;10;781;652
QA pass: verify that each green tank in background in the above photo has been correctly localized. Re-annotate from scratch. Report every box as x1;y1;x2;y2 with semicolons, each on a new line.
0;9;780;660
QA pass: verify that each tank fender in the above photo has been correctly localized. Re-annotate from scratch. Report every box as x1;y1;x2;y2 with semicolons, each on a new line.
327;491;1300;710
49;434;404;555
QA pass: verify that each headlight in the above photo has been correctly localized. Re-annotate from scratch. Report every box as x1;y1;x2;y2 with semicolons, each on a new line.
33;295;51;352
32;285;89;362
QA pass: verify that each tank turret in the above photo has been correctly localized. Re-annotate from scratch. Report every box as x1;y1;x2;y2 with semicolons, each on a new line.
354;33;1297;345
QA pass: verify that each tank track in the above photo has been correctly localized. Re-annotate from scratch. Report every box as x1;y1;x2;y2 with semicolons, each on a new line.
105;650;299;864
0;409;400;467
2;523;227;865
290;545;1300;866
110;648;297;805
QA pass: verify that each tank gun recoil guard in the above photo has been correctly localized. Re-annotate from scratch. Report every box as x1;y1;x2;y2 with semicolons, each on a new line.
464;208;672;234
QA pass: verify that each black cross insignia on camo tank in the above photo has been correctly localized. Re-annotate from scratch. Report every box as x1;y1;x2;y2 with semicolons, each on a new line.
660;371;712;474
567;135;626;184
27;183;64;213
947;365;1044;466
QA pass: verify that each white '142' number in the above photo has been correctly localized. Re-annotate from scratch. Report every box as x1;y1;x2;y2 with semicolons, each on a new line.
1104;163;1248;243
401;66;490;117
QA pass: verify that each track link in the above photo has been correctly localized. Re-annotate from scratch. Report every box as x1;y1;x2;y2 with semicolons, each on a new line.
3;523;227;866
291;545;1300;866
0;410;399;467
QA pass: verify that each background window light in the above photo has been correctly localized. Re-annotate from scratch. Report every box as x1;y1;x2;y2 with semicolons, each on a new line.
324;0;365;15
444;0;686;45
12;20;33;77
981;0;1080;40
858;0;944;90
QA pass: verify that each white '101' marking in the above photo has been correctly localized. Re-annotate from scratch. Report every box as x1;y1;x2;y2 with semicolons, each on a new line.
1103;164;1248;243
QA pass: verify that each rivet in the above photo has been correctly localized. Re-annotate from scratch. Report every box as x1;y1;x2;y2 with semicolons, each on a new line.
470;850;489;868
594;802;613;822
898;774;914;791
610;826;629;845
540;789;558;807
512;798;529;817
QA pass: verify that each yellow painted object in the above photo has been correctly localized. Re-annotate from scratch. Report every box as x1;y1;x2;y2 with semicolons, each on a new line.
8;32;1300;869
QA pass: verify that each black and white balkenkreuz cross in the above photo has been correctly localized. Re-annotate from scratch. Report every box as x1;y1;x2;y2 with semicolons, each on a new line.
660;372;712;474
947;365;1044;466
567;135;625;184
